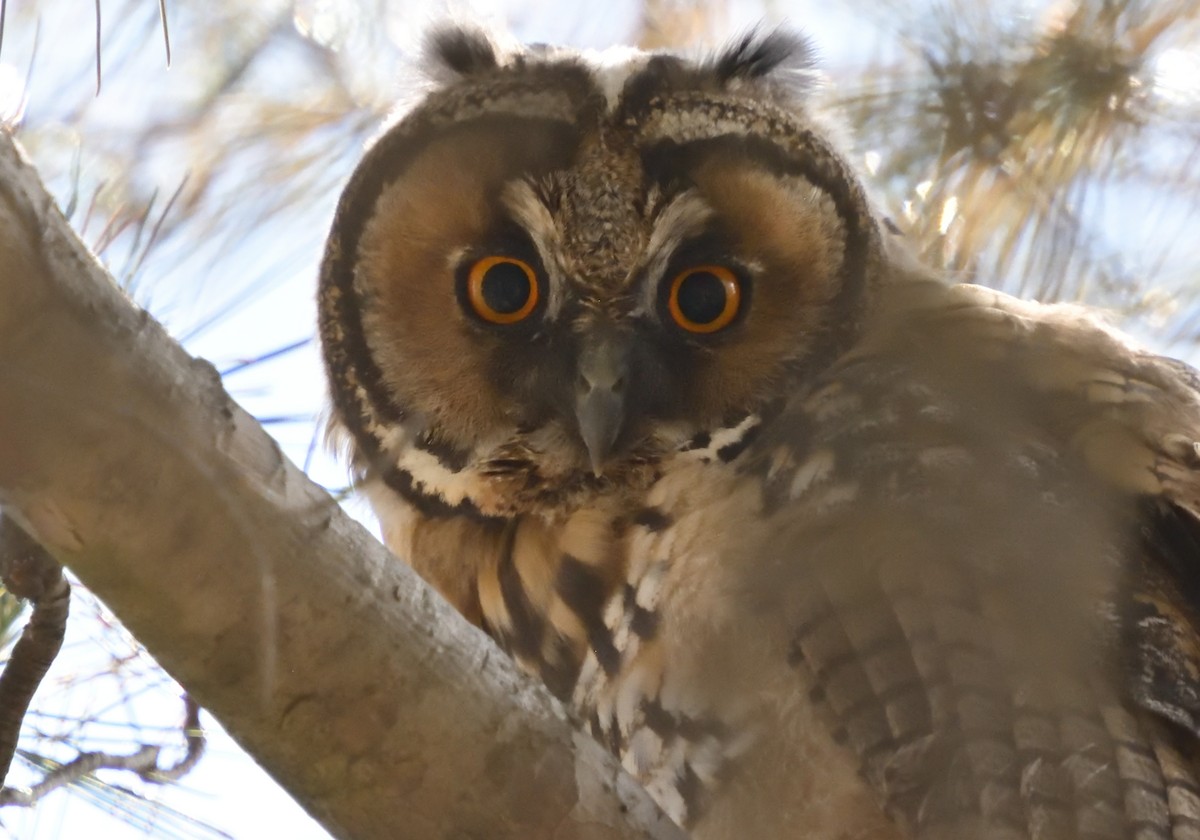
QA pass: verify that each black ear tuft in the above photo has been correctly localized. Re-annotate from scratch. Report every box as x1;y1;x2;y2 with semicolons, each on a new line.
427;25;499;78
712;28;816;84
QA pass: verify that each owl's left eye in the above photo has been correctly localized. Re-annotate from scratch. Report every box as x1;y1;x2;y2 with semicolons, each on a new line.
464;256;541;325
666;265;742;334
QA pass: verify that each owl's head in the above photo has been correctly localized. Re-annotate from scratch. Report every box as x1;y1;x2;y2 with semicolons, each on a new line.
320;26;883;519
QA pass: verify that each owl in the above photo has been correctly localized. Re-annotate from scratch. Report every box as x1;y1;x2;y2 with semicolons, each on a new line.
318;26;1200;840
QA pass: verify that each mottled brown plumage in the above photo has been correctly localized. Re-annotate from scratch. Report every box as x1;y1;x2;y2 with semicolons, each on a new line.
319;26;1200;839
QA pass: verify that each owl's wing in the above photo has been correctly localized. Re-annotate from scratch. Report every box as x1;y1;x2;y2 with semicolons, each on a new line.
821;283;1200;838
741;282;1200;837
1120;357;1200;740
1127;495;1200;740
952;293;1200;743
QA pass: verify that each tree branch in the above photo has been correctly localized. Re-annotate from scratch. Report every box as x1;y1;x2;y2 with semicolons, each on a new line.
0;129;682;840
0;693;206;808
0;516;69;787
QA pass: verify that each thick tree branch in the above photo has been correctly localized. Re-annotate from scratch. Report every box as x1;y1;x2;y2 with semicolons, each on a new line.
0;130;682;840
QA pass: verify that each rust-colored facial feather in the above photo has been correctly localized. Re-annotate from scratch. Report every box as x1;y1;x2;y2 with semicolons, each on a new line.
356;121;578;453
352;124;858;464
676;156;849;420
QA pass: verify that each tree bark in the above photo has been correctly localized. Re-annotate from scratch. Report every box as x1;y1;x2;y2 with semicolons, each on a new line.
0;130;683;840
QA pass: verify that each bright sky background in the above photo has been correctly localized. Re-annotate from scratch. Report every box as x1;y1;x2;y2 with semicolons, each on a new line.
0;0;1195;837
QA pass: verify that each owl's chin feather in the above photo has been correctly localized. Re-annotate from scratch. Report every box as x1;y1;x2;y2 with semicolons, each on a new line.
367;420;668;521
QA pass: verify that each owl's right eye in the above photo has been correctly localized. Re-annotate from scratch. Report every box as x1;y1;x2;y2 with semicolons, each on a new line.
463;256;540;325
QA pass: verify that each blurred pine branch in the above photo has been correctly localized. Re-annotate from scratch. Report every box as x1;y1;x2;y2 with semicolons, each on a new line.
836;0;1200;339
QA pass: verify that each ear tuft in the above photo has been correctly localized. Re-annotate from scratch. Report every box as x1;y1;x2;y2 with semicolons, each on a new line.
426;25;500;79
711;27;817;87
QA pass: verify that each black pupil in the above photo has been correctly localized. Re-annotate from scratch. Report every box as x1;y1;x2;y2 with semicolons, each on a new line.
677;271;729;324
481;261;532;314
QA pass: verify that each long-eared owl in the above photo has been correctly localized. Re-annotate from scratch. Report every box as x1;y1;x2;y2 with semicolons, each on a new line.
319;25;1200;840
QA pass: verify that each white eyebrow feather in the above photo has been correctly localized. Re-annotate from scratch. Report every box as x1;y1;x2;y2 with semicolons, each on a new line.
500;179;567;321
632;192;715;316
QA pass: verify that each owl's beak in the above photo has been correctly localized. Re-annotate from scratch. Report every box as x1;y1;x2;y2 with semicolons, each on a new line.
575;335;630;476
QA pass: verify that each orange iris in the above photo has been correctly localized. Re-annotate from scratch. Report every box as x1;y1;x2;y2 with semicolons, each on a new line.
667;265;741;334
465;256;540;325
